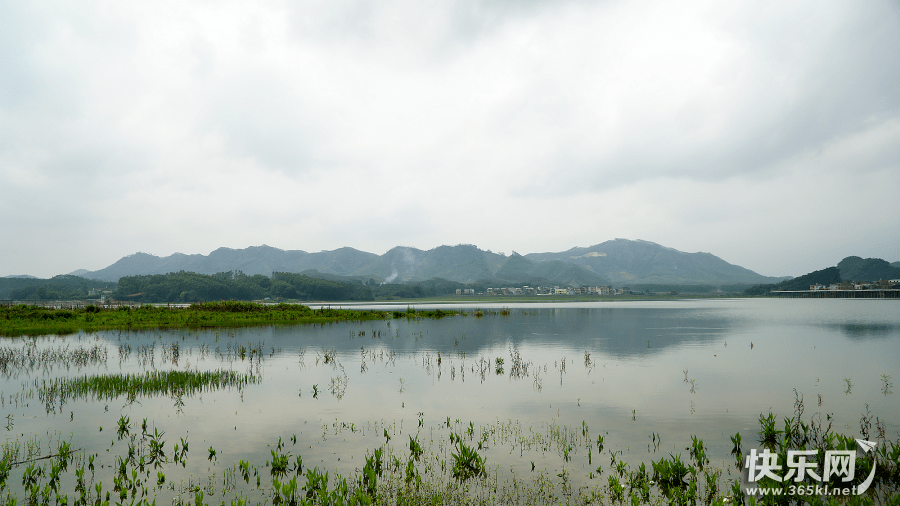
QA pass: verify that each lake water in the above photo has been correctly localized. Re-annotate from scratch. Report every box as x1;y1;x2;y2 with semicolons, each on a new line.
2;298;898;503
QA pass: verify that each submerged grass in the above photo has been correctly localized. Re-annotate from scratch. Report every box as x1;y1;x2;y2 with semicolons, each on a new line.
36;369;257;409
0;340;108;378
0;301;456;337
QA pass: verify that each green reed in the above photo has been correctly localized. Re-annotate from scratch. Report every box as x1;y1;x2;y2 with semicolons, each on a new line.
35;369;257;409
0;302;458;337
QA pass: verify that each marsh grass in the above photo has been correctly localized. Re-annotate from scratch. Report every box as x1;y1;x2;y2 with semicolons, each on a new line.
0;340;108;378
0;302;457;337
35;369;257;411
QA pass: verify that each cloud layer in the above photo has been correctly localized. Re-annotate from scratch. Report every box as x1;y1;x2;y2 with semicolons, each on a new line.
2;0;899;278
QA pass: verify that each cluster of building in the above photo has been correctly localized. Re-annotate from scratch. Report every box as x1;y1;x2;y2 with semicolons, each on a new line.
457;286;627;296
87;287;115;303
809;280;900;290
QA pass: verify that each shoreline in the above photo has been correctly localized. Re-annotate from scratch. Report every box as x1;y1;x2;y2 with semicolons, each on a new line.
0;301;455;337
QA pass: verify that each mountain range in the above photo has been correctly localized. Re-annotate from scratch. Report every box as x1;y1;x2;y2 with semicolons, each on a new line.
69;239;786;287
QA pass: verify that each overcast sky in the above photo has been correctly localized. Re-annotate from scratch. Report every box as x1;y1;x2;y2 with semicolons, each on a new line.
2;0;899;279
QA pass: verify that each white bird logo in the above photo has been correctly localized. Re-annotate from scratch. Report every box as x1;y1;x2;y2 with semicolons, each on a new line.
856;439;877;454
855;439;878;495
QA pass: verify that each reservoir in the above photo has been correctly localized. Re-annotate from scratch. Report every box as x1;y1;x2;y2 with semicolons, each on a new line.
2;298;898;503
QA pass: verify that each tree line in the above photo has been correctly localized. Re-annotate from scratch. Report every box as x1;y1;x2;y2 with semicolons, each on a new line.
4;271;476;303
113;271;481;303
3;275;115;301
113;271;374;303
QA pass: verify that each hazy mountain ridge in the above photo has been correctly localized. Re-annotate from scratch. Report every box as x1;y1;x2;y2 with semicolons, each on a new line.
347;245;530;285
495;253;608;287
525;239;777;284
75;246;379;282
67;239;782;287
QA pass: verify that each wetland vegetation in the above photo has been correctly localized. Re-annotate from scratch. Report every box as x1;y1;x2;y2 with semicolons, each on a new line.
1;401;897;504
0;302;454;337
36;370;258;411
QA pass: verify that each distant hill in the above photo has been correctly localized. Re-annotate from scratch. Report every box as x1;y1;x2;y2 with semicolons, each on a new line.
744;267;842;295
70;239;782;287
744;256;900;295
525;239;785;285
837;256;900;282
494;253;608;286
358;245;501;284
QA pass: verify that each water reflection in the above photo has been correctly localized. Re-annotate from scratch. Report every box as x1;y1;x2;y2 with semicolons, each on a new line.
251;307;735;360
832;323;899;340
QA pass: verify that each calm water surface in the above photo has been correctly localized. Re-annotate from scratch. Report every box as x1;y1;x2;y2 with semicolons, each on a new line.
2;298;898;501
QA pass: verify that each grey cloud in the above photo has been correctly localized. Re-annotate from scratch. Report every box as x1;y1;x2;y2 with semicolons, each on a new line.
0;8;75;115
1;0;898;278
0;3;146;185
198;74;335;174
504;1;900;194
282;0;595;63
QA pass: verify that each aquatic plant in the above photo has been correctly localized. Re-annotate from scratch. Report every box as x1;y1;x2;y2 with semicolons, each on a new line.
757;412;782;449
116;415;130;440
730;432;742;456
147;426;167;468
408;435;424;462
688;435;708;470
450;435;486;481
270;448;290;477
651;453;690;490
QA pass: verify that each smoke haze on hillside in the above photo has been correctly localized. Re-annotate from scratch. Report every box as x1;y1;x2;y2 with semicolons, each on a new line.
1;0;898;278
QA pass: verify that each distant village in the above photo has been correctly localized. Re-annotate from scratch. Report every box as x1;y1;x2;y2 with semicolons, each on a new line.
459;286;640;296
771;278;900;298
81;278;900;303
808;279;900;291
87;287;115;303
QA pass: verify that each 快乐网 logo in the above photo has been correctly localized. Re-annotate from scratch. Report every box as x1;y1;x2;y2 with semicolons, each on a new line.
741;439;877;497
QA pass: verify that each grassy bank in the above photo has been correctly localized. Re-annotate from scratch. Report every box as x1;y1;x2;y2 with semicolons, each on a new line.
0;301;455;337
